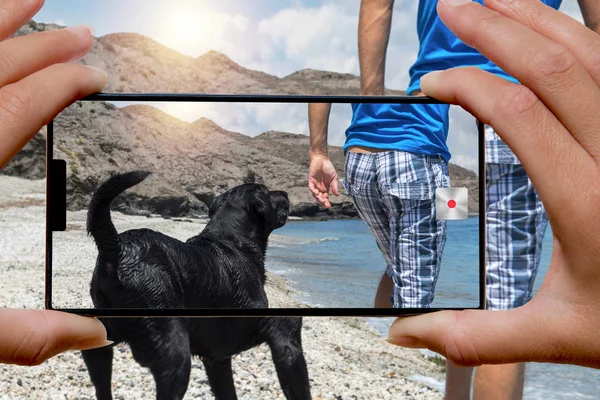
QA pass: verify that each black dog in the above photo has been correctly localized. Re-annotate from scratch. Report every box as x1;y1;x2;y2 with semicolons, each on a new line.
81;171;311;400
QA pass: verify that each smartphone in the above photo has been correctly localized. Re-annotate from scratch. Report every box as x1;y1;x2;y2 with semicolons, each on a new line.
45;94;485;317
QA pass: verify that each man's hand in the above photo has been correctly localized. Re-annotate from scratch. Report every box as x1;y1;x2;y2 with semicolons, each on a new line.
308;155;340;209
0;0;109;366
387;0;600;369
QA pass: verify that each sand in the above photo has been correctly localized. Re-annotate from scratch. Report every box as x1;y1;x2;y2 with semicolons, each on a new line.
0;175;444;399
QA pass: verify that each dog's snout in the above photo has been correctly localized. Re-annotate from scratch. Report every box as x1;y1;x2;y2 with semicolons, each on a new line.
270;191;290;229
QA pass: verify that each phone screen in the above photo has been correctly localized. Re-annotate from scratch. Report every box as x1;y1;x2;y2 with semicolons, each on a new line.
46;95;484;316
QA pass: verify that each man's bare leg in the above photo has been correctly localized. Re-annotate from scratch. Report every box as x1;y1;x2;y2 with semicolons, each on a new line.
374;272;394;308
445;362;474;400
472;364;525;400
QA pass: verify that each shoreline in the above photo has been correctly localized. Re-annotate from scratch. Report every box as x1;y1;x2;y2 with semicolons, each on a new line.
0;175;444;399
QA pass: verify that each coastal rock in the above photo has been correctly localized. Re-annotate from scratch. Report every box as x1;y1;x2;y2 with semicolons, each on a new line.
290;202;358;220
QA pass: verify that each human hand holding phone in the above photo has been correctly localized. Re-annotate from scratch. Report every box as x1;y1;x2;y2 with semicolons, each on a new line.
0;0;109;365
0;0;107;170
387;0;600;369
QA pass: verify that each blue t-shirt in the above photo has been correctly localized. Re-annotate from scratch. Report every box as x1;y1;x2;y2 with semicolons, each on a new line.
345;0;562;159
344;103;451;162
407;0;562;94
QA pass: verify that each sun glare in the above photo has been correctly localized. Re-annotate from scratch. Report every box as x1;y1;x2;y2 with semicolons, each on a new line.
154;102;211;123
157;4;220;58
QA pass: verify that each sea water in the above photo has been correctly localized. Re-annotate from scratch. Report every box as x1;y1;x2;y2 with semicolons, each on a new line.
266;219;600;399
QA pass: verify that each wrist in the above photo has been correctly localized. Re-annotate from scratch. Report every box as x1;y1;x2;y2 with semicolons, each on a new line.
309;149;328;160
360;82;385;96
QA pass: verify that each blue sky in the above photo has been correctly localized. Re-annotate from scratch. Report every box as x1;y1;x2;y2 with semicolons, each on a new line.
36;0;586;172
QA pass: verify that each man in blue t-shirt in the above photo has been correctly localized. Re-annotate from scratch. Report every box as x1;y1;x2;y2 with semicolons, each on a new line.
310;0;599;398
404;0;567;398
309;101;451;309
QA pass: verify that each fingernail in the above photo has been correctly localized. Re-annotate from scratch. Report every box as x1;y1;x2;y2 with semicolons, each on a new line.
70;339;114;351
420;71;443;95
385;336;427;349
66;25;94;39
421;71;442;86
84;66;108;89
439;0;471;6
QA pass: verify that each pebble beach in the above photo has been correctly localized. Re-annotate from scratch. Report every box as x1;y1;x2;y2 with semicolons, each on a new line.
0;175;444;399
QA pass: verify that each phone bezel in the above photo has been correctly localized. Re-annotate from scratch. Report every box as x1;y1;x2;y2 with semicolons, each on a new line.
45;93;486;317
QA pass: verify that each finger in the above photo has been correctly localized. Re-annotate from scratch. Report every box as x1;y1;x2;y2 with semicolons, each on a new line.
0;0;44;41
309;179;329;207
311;191;325;207
437;0;600;158
0;309;110;366
0;25;95;87
421;67;595;231
331;178;340;197
317;192;330;208
0;62;107;169
317;191;330;208
309;186;328;208
485;0;600;86
308;180;321;197
386;306;557;366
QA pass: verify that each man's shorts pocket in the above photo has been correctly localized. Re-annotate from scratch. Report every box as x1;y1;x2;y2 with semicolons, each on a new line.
382;182;433;201
340;176;371;196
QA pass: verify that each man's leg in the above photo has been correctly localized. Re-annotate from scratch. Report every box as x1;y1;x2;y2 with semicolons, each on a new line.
471;162;548;400
342;151;394;308
374;272;394;308
473;364;525;400
379;153;448;308
445;363;474;400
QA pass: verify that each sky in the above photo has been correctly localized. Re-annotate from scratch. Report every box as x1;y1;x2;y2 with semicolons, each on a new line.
35;0;587;172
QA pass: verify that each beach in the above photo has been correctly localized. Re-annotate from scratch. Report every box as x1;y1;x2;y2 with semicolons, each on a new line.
0;175;444;399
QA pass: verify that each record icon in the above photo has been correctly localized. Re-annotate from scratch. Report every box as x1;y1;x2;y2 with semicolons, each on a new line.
436;187;468;220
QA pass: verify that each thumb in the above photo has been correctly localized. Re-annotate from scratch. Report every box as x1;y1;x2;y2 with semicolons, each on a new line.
386;306;556;366
331;176;340;197
0;309;110;366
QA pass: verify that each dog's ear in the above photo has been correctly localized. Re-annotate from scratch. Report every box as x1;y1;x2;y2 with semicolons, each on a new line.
244;170;256;184
244;169;264;185
249;190;276;228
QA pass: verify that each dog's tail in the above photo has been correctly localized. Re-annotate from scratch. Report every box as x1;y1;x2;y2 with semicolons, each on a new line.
87;171;151;264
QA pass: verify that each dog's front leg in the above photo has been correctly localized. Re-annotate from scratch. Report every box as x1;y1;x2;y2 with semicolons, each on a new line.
267;318;312;400
202;357;238;400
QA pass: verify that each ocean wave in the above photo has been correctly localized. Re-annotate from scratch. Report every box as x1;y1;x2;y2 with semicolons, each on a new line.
318;237;340;243
269;234;340;246
523;388;594;400
365;317;395;336
268;243;287;248
268;267;298;276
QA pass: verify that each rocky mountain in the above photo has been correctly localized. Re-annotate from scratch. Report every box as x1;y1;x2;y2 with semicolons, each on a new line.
44;101;360;219
3;20;479;219
14;21;401;96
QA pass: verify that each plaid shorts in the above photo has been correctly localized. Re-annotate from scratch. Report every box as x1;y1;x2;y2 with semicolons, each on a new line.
341;150;450;308
485;125;549;310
